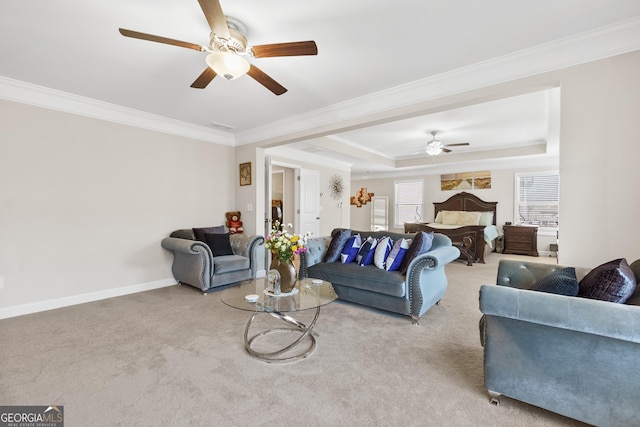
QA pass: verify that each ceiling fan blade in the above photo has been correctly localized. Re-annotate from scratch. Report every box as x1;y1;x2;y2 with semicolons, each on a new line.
442;148;452;153
247;65;287;95
119;28;205;51
444;142;470;147
252;41;318;58
198;0;231;39
190;67;217;89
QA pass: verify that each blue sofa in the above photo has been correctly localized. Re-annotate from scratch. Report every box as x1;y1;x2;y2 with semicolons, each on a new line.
300;229;460;323
480;259;640;426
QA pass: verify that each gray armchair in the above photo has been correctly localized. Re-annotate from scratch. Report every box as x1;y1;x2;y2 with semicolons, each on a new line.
161;229;264;293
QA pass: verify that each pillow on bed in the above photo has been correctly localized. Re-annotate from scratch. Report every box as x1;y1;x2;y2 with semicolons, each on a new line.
478;211;494;226
441;211;461;225
434;211;443;224
442;210;481;225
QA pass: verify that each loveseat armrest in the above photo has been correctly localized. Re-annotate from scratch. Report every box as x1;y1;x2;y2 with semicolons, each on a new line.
496;259;590;289
479;284;640;343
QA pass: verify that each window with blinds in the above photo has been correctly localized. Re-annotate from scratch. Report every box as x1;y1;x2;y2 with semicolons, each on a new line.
515;172;559;230
394;180;423;228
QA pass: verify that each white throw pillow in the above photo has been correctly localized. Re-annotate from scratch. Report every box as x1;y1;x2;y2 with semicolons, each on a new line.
374;236;393;269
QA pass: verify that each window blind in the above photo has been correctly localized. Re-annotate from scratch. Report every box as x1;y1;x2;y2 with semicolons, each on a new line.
395;180;423;227
516;173;559;227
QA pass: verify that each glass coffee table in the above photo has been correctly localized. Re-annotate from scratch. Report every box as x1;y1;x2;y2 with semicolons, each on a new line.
220;278;337;363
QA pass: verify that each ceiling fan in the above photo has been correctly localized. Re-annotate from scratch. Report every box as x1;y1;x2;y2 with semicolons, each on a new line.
424;131;470;156
118;0;318;95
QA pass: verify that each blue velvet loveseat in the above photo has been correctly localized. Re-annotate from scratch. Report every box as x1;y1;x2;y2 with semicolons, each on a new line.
480;258;640;426
300;229;460;323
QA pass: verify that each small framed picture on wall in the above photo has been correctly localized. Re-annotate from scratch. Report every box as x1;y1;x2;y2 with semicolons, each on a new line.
239;162;252;186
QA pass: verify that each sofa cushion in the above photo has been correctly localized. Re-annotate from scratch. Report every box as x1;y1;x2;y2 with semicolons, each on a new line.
386;238;410;272
193;225;225;242
530;267;579;296
578;258;637;303
308;262;406;297
324;228;351;263
400;231;434;274
205;233;234;257
341;234;361;264
374;237;393;269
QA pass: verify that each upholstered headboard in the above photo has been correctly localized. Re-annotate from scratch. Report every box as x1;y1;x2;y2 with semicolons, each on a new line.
433;192;497;225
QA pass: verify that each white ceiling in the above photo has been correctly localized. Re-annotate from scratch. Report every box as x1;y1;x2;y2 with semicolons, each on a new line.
1;1;639;177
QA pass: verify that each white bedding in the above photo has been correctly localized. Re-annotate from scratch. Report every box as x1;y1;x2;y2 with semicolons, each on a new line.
426;223;501;246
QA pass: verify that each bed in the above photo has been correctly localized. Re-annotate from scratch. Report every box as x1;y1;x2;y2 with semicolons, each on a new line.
404;192;499;266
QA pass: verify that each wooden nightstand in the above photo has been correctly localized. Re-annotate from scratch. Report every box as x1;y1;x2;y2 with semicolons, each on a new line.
503;225;539;256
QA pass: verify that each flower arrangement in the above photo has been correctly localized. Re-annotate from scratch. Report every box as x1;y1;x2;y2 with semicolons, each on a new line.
264;221;310;262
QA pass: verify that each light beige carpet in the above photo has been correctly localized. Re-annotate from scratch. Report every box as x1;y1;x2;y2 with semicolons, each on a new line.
0;253;587;426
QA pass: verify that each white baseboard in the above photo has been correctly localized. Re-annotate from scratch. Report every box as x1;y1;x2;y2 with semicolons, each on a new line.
0;278;176;320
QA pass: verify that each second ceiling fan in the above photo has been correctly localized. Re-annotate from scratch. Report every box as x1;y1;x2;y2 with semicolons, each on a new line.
424;131;470;156
119;0;318;95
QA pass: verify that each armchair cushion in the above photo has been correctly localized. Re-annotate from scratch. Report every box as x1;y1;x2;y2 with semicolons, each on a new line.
578;258;636;303
205;232;234;257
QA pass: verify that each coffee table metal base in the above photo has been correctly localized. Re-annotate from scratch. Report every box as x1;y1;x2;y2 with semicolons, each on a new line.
243;305;321;363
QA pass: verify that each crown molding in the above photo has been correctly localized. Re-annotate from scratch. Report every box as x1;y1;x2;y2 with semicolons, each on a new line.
236;17;640;147
0;76;234;146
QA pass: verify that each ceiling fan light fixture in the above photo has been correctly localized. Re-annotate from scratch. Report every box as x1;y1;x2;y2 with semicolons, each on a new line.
206;51;249;80
425;143;443;156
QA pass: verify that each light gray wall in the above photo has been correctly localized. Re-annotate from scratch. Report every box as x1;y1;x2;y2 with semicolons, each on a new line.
0;100;234;313
559;51;640;267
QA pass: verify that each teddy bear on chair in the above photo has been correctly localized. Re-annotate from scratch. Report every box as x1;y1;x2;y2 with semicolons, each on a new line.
225;211;244;234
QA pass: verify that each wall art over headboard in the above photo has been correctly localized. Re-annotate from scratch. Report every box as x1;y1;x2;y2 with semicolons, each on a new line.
440;170;491;191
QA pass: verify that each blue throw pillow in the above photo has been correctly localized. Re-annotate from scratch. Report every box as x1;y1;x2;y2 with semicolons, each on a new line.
324;229;351;263
530;267;579;296
341;234;361;264
386;238;411;272
400;231;435;274
374;237;393;269
357;236;378;266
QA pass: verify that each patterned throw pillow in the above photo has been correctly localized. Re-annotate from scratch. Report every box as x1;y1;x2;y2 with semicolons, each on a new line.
399;231;435;274
324;229;351;263
374;237;393;269
578;258;637;303
386;238;411;272
530;267;579;296
357;236;378;266
340;234;361;264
